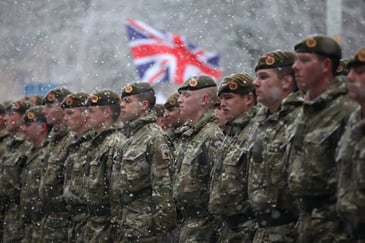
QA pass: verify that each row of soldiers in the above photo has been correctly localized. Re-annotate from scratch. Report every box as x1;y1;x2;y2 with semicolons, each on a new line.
0;34;364;243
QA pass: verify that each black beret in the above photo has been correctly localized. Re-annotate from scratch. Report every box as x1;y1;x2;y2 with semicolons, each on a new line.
61;92;89;109
347;48;365;68
177;75;216;93
218;73;254;96
86;89;120;106
121;82;155;98
294;35;342;60
42;87;72;105
164;92;180;109
255;50;296;71
23;106;47;124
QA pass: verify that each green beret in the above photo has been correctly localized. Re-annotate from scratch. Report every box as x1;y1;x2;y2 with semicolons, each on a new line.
294;35;342;60
347;48;365;68
42;87;72;105
177;75;216;93
61;92;89;109
335;59;349;76
23;106;47;124
164;92;180;109
255;50;296;71
121;82;155;98
153;104;165;117
7;100;32;114
22;95;44;106
218;73;254;96
86;89;120;106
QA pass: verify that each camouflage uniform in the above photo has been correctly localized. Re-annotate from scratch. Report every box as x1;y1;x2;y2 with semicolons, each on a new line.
39;128;73;243
110;112;176;242
248;92;303;243
288;78;357;242
209;107;257;243
0;133;31;242
63;129;96;243
174;110;224;242
336;107;365;241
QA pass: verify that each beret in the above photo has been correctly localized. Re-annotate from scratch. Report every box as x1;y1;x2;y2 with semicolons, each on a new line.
121;82;155;98
294;35;342;60
177;75;216;93
347;48;365;68
42;87;72;105
218;73;254;95
61;92;89;108
255;50;295;71
86;89;120;106
23;106;47;124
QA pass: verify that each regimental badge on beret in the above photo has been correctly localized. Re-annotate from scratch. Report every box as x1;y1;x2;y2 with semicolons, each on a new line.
189;78;198;87
65;97;73;106
90;95;99;104
47;92;56;102
168;97;176;106
265;54;276;66
357;49;365;62
13;101;21;110
305;38;317;48
336;64;344;74
27;111;35;121
228;81;238;91
124;85;133;94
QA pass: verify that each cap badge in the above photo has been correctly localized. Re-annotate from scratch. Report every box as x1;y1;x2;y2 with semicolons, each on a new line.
90;95;99;104
47;92;56;102
27;111;35;121
168;98;176;106
13;101;21;110
124;85;133;94
305;38;317;48
356;49;365;62
189;78;198;87
65;97;73;106
265;54;276;66
228;81;238;90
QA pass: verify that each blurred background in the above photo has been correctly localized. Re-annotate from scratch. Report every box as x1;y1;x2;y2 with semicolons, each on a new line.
0;0;363;102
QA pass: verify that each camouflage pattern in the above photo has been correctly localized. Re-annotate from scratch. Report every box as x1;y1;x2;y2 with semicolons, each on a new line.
110;113;176;242
173;110;224;242
39;127;73;243
82;126;126;243
336;107;365;240
248;92;303;243
209;106;257;243
63;129;97;243
0;133;31;242
287;78;357;242
0;129;10;241
20;140;49;243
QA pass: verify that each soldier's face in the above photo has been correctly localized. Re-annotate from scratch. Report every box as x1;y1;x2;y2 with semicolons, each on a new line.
85;106;105;129
22;122;44;143
346;65;365;105
177;90;202;123
64;108;87;132
164;106;181;128
214;106;227;129
220;92;252;122
292;52;326;93
120;95;145;123
4;112;22;132
254;69;284;108
43;103;65;125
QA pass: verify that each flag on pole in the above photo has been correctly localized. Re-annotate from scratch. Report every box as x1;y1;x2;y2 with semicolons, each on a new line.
125;18;223;84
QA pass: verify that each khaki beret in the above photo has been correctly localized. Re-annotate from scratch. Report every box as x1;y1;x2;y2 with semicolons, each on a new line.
218;73;254;96
177;75;216;93
61;92;89;109
42;87;72;105
347;48;365;68
121;82;155;98
164;92;180;109
23;106;47;124
7;100;32;114
255;50;296;71
86;89;120;106
294;35;342;60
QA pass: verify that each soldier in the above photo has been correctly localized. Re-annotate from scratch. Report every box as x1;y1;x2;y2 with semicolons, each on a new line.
0;103;7;240
110;82;176;242
213;96;229;134
247;51;303;242
336;48;365;241
0;100;32;242
209;73;257;242
82;89;125;242
287;35;358;242
174;75;224;242
39;87;73;242
20;106;52;243
153;103;168;131
163;92;182;148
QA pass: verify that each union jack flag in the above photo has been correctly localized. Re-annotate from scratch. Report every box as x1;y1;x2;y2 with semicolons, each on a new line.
125;18;224;84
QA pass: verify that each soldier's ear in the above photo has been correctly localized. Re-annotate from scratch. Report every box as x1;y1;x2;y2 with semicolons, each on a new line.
282;75;294;91
141;100;150;111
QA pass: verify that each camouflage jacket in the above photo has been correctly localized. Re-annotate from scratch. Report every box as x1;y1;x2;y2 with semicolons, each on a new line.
20;140;49;221
39;127;73;208
63;129;97;206
336;107;365;222
288;78;358;197
209;106;257;217
248;92;303;212
173;110;224;212
0;133;32;204
110;113;176;236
